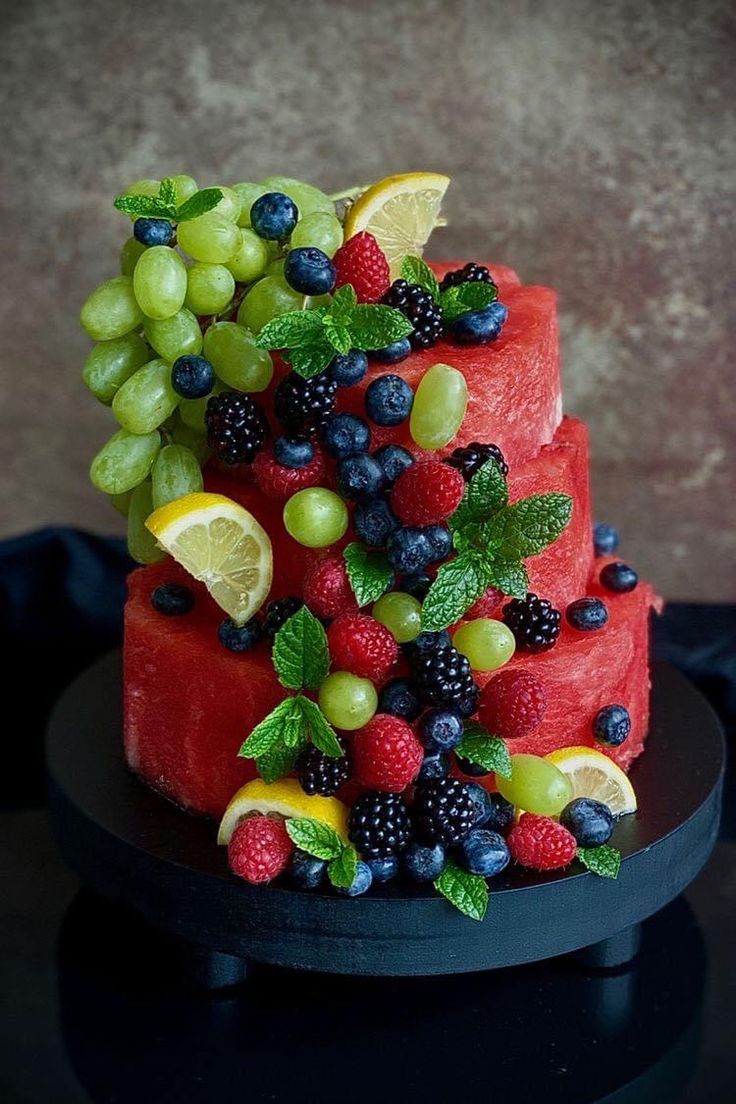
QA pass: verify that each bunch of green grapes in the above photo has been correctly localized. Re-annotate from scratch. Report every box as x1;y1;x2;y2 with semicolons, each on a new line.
80;174;344;563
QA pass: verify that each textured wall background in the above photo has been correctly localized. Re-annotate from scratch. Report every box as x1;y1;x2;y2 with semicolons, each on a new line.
1;0;734;599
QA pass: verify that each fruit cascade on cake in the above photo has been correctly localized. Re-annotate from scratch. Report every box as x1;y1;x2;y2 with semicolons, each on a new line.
81;172;658;918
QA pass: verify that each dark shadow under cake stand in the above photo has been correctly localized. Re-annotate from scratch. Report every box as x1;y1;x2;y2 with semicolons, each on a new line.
46;653;724;987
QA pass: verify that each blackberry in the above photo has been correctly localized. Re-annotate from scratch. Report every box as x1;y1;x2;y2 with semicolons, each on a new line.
439;262;497;292
413;777;476;845
348;791;412;860
503;593;561;653
263;596;303;642
444;441;509;481
205;391;269;465
381;279;443;349
412;643;480;711
296;740;350;796
274;370;337;434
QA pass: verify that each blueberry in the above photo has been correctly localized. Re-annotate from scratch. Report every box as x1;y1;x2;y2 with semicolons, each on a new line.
366;856;399;883
151;583;194;616
418;751;450;782
386;527;434;573
420;709;464;752
423;524;453;563
465;782;494;828
379;677;422;721
284;246;336;295
273;435;314;469
337;860;373;897
218;616;262;652
406;630;452;656
365;374;414;425
593;704;632;747
400;571;432;600
171;355;216;399
354;496;398;547
456;693;480;719
133;217;175;247
403;841;447;882
373;443;414;485
566;597;609;632
451;302;508;345
560;798;614;848
457;828;510;877
483;791;515;833
371;338;412;364
600;561;639;594
330;350;368;387
456;754;490;777
593;522;620;557
321;413;371;460
336;453;385;500
250;191;299;240
290;850;326;889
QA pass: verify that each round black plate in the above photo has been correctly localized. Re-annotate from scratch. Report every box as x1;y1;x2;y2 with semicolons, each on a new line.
47;654;724;976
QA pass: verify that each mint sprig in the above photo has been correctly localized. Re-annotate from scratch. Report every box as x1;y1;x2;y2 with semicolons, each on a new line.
421;549;493;632
400;255;440;299
343;542;394;606
239;693;343;777
285;817;359;889
113;179;224;223
439;281;498;322
577;845;621;879
273;606;329;691
434;861;489;921
456;722;511;779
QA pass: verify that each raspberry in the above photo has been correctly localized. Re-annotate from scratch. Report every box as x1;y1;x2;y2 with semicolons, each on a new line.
391;460;465;527
252;441;326;500
328;613;398;681
478;670;547;740
332;232;391;303
352;714;423;792
205;391;269;465
382;279;443;349
227;814;294;884
302;554;358;620
466;586;505;619
439;262;497;292
503;594;561;653
508;813;577;871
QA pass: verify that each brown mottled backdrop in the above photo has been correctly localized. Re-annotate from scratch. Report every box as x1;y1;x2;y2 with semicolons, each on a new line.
0;0;733;598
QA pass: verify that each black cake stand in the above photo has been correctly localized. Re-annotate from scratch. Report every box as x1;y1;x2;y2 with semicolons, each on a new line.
46;653;724;986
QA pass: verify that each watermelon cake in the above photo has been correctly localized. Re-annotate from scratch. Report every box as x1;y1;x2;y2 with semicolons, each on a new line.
81;172;658;917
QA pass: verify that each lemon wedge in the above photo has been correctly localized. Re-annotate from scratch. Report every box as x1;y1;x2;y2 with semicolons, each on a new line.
344;172;450;277
545;747;637;817
217;778;349;846
146;492;272;624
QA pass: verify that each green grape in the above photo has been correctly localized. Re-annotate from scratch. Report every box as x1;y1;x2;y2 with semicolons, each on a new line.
305;292;333;310
373;591;422;643
497;755;573;817
226;229;269;283
112;358;179;434
237;275;304;333
283;488;348;548
169;419;211;464
232;182;268;227
151;444;203;508
259;176;335;219
203;321;273;392
177;212;239;263
410;363;468;450
89;428;161;494
184;263;235;315
266;258;285;280
170;174;198;203
290;212;344;257
211;185;242;223
120;236;147;276
80;276;144;340
179;394;210;433
108;489;133;516
127;481;167;564
133;246;187;320
452;618;516;672
83;332;150;404
318;672;377;731
122;178;160;221
144;308;203;361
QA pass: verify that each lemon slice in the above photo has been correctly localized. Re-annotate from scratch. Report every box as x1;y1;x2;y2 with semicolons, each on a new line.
146;492;272;624
545;747;637;816
344;172;450;277
217;778;349;846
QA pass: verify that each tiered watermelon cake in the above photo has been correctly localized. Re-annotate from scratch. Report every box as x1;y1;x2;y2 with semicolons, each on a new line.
82;172;657;917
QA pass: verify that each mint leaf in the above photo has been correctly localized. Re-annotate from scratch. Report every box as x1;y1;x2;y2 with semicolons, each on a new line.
450;459;508;532
328;846;359;889
345;304;413;349
256;742;301;784
421;550;493;631
456;723;511;779
484;557;529;598
159;177;178;208
578;845;621;879
256;309;326;350
434;861;488;921
343;542;394;606
238;696;304;759
439;281;498;322
175;186;224;222
273;606;330;691
113;194;173;218
330;283;357;319
286;817;344;860
297;696;343;757
484;493;573;559
401;255;440;299
286;342;336;379
323;314;352;355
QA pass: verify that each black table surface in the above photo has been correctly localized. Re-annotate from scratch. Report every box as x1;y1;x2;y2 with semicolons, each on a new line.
0;531;735;1102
